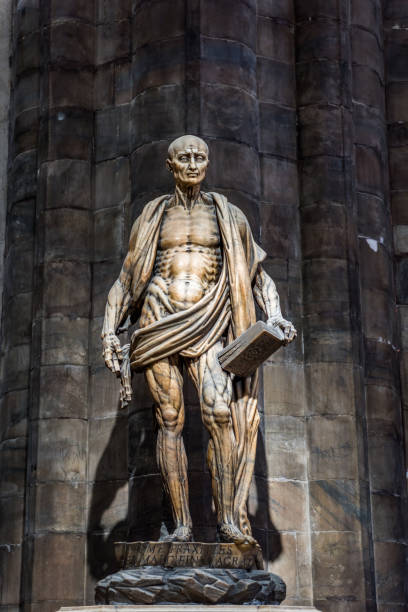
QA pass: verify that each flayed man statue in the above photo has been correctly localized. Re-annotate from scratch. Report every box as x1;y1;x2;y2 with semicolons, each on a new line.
102;135;296;548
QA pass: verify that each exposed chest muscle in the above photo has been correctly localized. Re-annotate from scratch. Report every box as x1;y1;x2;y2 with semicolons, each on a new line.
140;202;223;318
158;203;220;250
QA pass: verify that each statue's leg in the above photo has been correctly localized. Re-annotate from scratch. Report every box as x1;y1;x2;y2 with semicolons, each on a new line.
145;356;192;542
187;343;254;545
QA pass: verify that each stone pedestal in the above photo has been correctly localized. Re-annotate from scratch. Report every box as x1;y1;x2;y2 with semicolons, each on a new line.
96;566;285;606
93;541;286;606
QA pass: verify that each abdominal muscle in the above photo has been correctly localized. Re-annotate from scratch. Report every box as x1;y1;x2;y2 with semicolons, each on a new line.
140;245;222;323
167;251;209;306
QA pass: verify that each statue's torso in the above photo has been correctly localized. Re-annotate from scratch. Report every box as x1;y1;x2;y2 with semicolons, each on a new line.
140;199;222;323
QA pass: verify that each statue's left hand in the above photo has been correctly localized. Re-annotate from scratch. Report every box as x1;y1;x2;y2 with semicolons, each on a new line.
267;317;297;345
102;331;123;376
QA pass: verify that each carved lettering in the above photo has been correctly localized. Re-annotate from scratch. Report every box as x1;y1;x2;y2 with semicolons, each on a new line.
120;541;260;570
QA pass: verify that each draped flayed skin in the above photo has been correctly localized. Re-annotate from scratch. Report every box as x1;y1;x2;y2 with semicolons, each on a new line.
130;260;231;368
126;193;266;359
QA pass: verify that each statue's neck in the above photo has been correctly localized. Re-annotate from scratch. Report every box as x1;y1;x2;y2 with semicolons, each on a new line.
174;184;201;209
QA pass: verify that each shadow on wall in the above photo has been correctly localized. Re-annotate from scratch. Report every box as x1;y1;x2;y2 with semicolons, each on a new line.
87;397;129;581
87;371;282;581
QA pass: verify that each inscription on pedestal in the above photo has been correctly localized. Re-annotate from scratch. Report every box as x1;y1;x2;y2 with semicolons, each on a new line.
115;541;264;570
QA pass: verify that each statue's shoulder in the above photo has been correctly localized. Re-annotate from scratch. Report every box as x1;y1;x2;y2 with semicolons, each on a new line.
200;191;213;202
128;194;169;247
142;194;171;214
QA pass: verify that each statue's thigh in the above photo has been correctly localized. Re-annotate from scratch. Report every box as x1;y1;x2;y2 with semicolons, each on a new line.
188;342;232;411
145;356;184;417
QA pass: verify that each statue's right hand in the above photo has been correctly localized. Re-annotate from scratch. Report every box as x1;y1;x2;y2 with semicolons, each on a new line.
102;332;123;376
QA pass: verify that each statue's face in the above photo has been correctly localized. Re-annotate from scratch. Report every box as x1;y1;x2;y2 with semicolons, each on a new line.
167;137;209;188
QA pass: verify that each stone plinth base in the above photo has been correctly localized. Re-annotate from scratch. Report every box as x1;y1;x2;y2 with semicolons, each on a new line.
60;606;322;611
95;567;285;606
115;540;264;570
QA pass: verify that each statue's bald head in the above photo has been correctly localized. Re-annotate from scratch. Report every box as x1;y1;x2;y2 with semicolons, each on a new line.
167;135;209;159
166;135;209;189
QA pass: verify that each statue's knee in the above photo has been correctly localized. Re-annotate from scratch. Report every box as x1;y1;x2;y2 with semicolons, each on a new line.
201;405;212;429
212;402;231;425
161;406;179;430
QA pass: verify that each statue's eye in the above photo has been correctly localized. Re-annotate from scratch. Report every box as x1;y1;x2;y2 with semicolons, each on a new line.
179;156;188;162
196;156;205;161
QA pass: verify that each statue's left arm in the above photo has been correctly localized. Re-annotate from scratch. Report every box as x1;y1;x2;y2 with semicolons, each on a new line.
228;200;297;344
253;266;297;344
101;215;141;375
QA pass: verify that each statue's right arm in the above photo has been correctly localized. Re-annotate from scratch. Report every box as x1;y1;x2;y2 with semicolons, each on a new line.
101;217;139;375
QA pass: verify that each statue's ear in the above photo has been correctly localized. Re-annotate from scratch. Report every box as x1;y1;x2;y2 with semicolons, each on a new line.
166;158;173;173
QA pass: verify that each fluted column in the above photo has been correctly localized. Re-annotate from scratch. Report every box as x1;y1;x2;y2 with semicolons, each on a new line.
382;0;408;608
255;0;312;605
85;0;131;598
21;2;95;610
0;1;39;608
296;2;373;609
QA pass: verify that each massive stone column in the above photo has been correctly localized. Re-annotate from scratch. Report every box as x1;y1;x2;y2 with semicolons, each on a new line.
0;0;12;325
296;1;374;609
255;0;312;606
353;0;406;608
0;1;38;609
296;0;408;609
352;1;405;607
20;2;95;610
383;0;408;607
86;0;131;599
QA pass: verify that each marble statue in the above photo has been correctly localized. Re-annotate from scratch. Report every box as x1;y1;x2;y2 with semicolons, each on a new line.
101;135;296;547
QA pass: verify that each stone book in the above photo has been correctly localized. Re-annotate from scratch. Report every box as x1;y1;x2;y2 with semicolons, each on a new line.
217;321;284;377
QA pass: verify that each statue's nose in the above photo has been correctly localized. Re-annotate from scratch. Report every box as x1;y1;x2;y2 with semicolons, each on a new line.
189;157;197;169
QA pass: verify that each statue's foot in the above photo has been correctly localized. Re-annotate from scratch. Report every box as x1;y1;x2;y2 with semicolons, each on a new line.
162;525;193;543
218;523;257;547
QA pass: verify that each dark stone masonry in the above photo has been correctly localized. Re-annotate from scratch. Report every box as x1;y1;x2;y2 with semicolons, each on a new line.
0;1;407;611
